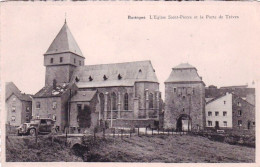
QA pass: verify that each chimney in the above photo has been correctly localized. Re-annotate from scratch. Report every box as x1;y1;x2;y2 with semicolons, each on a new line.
53;79;57;90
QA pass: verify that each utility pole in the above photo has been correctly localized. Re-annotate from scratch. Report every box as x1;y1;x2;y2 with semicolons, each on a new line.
111;95;113;128
188;92;191;132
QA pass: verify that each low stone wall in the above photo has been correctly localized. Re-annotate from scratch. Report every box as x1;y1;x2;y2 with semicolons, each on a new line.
112;119;158;128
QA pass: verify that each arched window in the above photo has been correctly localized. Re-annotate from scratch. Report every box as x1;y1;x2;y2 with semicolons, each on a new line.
124;93;129;111
99;93;105;118
149;93;153;109
112;92;117;111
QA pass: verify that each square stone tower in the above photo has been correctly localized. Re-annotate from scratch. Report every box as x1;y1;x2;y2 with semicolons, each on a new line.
44;21;85;86
164;63;205;131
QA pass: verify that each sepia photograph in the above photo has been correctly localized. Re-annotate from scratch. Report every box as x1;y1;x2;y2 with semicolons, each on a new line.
0;2;259;165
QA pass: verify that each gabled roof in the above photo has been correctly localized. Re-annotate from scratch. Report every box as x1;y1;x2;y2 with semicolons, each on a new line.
165;63;203;83
206;93;228;104
6;92;32;102
70;60;159;88
5;82;21;100
45;22;83;57
34;83;70;98
70;90;97;102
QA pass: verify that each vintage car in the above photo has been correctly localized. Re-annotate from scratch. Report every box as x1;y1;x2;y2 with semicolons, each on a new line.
17;118;57;136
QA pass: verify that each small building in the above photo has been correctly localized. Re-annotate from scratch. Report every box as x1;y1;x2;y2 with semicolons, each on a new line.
164;63;205;131
69;90;98;133
5;82;32;126
32;82;77;131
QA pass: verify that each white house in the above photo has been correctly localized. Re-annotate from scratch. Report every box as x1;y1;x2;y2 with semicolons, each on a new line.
205;92;232;129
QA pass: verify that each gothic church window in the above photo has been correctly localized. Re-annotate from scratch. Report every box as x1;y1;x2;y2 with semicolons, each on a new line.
112;92;117;111
149;93;153;109
124;93;129;111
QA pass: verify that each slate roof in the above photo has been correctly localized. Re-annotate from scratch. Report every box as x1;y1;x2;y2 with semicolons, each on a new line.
45;22;83;57
34;83;70;98
165;63;203;83
70;60;159;88
5;82;21;100
5;82;32;101
70;90;97;102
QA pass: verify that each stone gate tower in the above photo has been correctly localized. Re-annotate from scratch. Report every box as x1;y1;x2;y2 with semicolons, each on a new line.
44;21;85;86
164;63;205;131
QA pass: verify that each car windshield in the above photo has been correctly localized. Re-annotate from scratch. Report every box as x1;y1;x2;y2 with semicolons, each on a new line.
30;120;40;124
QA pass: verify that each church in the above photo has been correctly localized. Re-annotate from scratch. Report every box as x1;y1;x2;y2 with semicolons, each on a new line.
32;21;163;132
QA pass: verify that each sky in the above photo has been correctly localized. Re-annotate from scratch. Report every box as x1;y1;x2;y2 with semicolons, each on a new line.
1;2;259;99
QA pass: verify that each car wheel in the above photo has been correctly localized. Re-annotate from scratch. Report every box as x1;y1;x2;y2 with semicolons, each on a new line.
29;129;36;136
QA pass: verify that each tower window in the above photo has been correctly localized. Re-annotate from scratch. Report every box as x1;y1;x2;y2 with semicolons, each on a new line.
238;120;242;126
223;121;227;127
74;58;76;64
224;101;226;104
238;110;242;116
215;111;219;116
75;77;80;82
118;74;122;80
173;87;176;93
89;76;93;81
103;75;108;80
79;61;81;66
60;57;63;63
50;58;54;64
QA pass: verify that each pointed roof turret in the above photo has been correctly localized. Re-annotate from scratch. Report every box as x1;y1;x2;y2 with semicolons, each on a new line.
165;63;204;84
45;22;83;57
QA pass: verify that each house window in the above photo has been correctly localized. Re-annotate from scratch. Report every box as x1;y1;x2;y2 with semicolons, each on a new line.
223;111;227;116
74;58;76;64
177;88;182;96
118;74;122;80
112;92;117;111
224;101;226;104
52;101;57;109
26;107;30;112
238;110;242;116
208;111;212;116
149;93;153;109
223;121;227;127
238;120;242;126
208;121;212;126
36;115;40;119
215;111;219;116
11;116;15;122
11;106;16;112
50;58;54;64
36;102;41;109
124;93;129;111
60;57;63;63
79;61;81;66
252;122;255;126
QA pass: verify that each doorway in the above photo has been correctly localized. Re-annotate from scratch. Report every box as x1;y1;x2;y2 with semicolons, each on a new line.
176;114;191;132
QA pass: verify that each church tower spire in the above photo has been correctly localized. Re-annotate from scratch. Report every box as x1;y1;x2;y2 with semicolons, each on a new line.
44;21;85;86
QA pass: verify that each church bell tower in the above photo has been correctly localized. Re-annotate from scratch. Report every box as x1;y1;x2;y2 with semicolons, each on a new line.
44;21;85;86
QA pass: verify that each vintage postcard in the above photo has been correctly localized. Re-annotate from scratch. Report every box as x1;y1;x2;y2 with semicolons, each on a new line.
0;2;259;167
